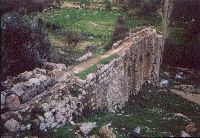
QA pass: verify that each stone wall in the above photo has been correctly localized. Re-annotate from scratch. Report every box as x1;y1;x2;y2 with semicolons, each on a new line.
72;28;162;112
1;28;162;136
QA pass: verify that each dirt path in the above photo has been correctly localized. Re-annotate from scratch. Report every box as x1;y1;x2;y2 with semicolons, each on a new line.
170;89;200;105
73;42;128;73
73;28;152;73
61;2;81;8
61;2;105;9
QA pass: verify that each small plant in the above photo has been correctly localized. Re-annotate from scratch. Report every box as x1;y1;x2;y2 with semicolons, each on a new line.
104;0;112;11
64;31;80;47
79;0;91;8
113;16;128;41
68;83;82;97
105;16;128;51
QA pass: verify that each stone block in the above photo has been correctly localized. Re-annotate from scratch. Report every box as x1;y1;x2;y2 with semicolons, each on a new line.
4;118;20;132
6;94;21;110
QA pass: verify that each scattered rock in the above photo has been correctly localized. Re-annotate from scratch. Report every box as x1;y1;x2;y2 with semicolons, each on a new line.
174;113;191;121
33;68;46;75
79;122;96;135
51;122;58;128
133;127;141;134
85;45;97;52
26;124;31;130
1;93;6;105
99;124;116;138
69;120;76;126
185;123;197;133
76;52;93;62
89;135;100;138
42;103;50;111
160;79;169;87
50;69;68;82
11;83;24;96
175;72;183;80
44;62;66;70
37;115;44;122
6;94;21;110
21;125;26;131
181;131;191;137
44;111;53;119
87;73;95;83
40;123;46;130
4;118;20;132
18;71;33;81
112;40;122;49
129;127;142;137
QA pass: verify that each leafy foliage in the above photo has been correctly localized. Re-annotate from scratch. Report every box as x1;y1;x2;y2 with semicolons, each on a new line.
1;0;45;14
1;12;51;80
164;0;200;69
105;16;128;50
64;31;81;47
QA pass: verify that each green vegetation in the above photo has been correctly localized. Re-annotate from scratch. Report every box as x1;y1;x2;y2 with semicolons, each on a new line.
76;54;118;79
168;26;185;45
48;83;200;137
40;7;161;54
51;125;77;138
40;8;123;50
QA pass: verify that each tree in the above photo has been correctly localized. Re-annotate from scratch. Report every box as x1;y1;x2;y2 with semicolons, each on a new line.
1;12;51;80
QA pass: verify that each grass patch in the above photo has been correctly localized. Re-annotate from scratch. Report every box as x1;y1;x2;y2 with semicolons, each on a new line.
49;84;200;138
76;64;97;80
124;14;161;30
39;8;161;55
40;8;123;45
76;53;118;79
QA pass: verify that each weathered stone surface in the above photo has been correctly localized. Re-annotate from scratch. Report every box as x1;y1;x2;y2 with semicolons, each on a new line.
185;123;197;133
76;52;93;62
11;83;24;96
86;73;96;83
181;131;191;137
112;40;122;49
1;28;162;135
49;69;68;82
44;111;53;119
4;118;20;132
44;62;66;70
6;94;21;110
80;122;96;135
18;71;33;81
1;93;6;105
99;124;116;138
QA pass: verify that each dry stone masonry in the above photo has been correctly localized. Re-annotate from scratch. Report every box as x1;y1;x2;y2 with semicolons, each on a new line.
1;28;163;136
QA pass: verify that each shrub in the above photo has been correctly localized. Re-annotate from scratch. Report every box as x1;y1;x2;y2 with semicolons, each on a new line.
1;12;51;80
64;31;81;47
38;18;62;30
1;0;46;14
105;16;128;50
79;0;91;8
104;0;112;11
112;24;127;41
120;0;161;16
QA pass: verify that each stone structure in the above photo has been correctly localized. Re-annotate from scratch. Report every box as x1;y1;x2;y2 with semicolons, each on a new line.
1;28;162;136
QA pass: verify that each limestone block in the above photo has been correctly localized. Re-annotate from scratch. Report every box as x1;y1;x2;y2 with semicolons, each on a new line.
6;94;21;110
4;118;20;132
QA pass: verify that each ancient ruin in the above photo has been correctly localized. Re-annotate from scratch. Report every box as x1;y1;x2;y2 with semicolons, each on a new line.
1;28;163;134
